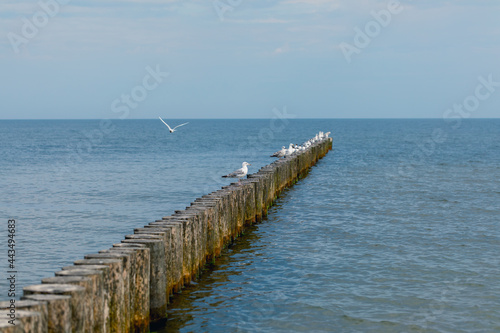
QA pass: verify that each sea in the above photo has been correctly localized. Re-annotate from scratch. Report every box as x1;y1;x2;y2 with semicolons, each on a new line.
1;119;499;332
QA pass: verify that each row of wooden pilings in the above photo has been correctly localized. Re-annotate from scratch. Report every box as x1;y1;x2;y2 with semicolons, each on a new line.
0;137;333;333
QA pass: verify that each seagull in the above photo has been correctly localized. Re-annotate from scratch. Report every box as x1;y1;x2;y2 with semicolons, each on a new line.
285;143;294;157
222;162;251;183
271;146;286;158
159;117;189;133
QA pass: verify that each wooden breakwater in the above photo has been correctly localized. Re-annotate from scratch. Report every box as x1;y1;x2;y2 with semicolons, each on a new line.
0;136;332;333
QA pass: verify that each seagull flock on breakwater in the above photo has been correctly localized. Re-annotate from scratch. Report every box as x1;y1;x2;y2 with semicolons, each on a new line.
270;131;331;158
223;131;331;182
157;117;330;182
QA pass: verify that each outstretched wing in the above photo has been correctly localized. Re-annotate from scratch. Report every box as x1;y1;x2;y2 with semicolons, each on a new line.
159;117;173;131
173;122;189;130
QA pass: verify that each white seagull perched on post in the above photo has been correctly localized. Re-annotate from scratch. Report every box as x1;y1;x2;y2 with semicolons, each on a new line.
285;143;295;157
271;146;286;158
222;162;251;182
159;117;189;133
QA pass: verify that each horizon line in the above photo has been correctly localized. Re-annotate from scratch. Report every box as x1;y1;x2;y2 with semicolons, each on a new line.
1;117;500;120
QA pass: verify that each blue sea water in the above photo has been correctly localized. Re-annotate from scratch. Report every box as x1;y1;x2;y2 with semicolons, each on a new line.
1;119;499;332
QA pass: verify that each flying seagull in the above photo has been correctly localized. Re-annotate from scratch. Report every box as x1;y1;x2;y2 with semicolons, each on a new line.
222;162;251;182
159;117;189;133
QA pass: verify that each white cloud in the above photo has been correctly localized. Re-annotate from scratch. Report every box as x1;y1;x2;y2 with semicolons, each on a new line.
273;44;290;54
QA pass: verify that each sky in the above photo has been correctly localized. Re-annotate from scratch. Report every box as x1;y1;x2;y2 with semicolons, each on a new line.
1;0;499;119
